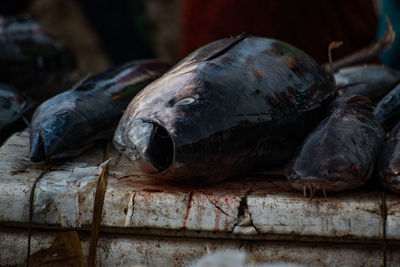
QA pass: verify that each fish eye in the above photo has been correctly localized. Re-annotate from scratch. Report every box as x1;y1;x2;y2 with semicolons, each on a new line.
175;97;196;106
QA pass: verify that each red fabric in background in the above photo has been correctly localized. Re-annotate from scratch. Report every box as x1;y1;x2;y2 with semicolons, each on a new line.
181;0;378;63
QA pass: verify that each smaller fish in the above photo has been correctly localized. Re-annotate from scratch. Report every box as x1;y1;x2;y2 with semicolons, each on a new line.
377;122;400;194
334;64;400;101
0;83;33;142
374;83;400;131
285;95;384;198
0;15;78;101
30;59;171;162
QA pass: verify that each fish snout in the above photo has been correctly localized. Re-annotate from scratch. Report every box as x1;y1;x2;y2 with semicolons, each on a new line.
30;131;47;162
114;119;174;174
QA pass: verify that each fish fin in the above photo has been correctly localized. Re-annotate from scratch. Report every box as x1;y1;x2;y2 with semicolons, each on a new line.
335;81;366;91
328;41;343;78
111;80;152;101
298;102;321;113
21;116;30;127
324;16;395;72
205;34;247;61
72;72;95;91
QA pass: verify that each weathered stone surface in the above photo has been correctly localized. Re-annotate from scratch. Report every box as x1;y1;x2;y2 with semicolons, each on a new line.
1;130;398;266
387;246;400;267
248;241;384;267
0;131;388;240
248;189;383;239
386;193;400;240
1;230;396;266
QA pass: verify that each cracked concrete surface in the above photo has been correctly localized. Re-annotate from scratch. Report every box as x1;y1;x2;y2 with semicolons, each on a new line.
1;131;400;266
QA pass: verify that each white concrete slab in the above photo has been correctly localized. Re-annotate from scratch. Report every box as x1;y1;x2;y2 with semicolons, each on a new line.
0;229;394;267
0;131;389;242
386;193;400;240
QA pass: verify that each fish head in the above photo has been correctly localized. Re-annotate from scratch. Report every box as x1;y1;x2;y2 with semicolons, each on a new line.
30;94;89;162
114;66;245;183
0;84;27;127
285;142;366;193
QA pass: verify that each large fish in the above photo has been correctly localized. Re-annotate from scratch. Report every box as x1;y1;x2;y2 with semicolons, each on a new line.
374;83;400;131
30;59;171;162
377;121;400;194
114;35;335;184
285;96;384;197
0;83;33;143
0;15;77;101
334;64;400;102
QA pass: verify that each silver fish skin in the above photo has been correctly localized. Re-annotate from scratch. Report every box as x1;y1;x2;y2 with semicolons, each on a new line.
114;35;335;184
377;122;400;194
29;59;171;162
334;64;400;101
285;95;384;195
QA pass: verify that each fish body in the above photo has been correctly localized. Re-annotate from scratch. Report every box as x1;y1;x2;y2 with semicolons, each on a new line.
374;83;400;131
334;64;400;101
114;35;335;184
0;83;30;128
30;59;171;162
285;96;384;195
377;122;400;193
0;15;77;101
0;83;33;142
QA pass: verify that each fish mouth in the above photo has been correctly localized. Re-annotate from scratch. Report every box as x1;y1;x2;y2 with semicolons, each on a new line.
116;119;175;173
145;120;174;172
30;132;47;162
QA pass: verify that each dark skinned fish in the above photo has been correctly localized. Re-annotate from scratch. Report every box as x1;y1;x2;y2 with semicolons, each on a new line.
0;15;77;101
0;83;33;143
334;64;400;102
374;83;400;131
30;59;171;162
377;121;400;194
114;35;335;184
285;96;384;198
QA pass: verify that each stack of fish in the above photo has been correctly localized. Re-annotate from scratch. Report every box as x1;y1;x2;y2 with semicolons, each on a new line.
111;28;400;196
0;15;78;143
1;14;398;197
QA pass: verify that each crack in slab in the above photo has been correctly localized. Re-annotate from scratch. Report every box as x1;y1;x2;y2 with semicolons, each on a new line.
182;190;194;229
235;186;254;227
196;189;239;218
27;165;52;265
208;200;232;218
129;193;136;224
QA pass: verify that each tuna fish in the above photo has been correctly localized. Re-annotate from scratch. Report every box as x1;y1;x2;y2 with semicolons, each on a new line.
0;15;77;101
374;83;400;131
285;95;384;197
334;64;400;102
0;83;33;143
30;59;170;162
377;121;400;194
113;35;336;184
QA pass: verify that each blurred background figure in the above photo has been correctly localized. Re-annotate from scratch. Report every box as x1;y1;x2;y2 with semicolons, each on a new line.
0;0;391;68
181;0;379;63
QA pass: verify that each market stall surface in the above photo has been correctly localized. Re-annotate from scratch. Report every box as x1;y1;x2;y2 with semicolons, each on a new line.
1;130;399;266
